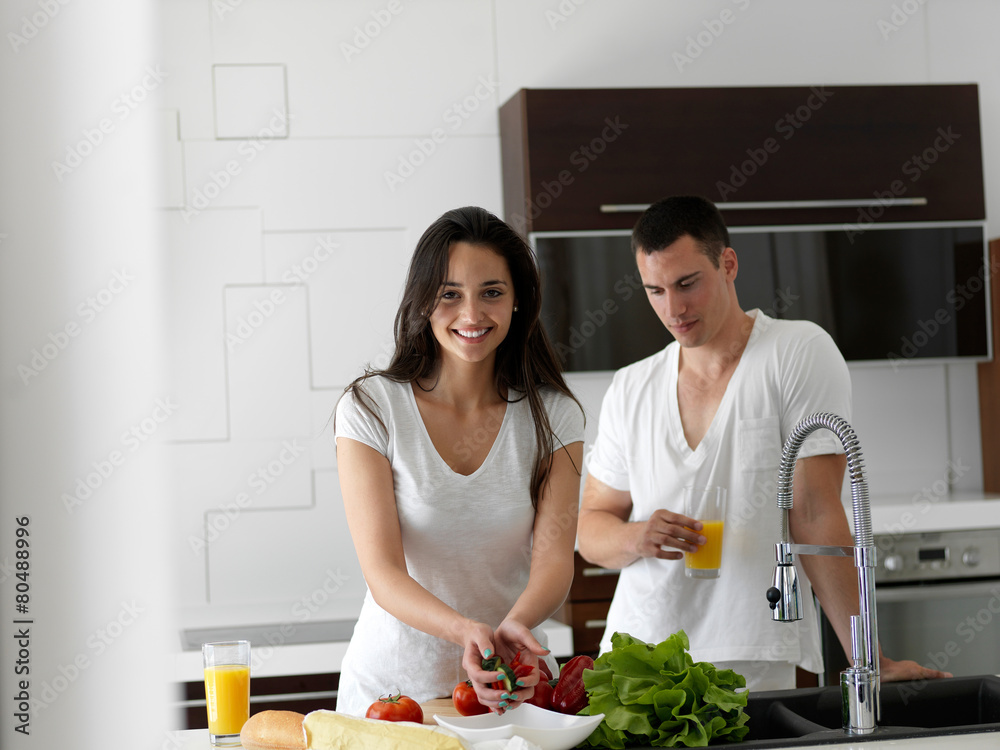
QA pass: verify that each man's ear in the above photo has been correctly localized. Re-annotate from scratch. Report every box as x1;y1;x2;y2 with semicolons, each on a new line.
722;246;738;281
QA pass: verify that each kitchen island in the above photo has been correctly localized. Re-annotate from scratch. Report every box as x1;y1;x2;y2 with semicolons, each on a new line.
170;494;1000;731
164;726;1000;749
171;602;573;725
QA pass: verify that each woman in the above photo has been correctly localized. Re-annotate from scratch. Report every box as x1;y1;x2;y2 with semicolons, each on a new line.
334;206;584;716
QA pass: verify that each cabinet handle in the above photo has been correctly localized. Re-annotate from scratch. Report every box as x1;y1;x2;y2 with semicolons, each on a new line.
248;690;339;704
581;567;619;577
600;198;928;213
584;619;608;629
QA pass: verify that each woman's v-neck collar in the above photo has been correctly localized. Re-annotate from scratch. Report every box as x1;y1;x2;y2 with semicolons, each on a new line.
406;382;511;479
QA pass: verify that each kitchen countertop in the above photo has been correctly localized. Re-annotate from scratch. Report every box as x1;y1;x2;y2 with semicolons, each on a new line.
862;493;1000;536
164;726;1000;749
171;601;573;682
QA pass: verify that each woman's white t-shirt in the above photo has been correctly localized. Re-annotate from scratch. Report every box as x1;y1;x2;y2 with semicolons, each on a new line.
587;310;852;674
334;376;584;715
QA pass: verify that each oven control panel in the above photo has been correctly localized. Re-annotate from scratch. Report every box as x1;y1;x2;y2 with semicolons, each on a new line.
872;528;1000;583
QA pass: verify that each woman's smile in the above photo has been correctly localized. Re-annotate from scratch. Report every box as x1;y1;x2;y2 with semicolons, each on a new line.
454;326;493;341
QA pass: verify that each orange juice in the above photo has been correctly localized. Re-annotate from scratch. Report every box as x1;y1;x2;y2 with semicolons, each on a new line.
685;520;724;570
204;664;250;736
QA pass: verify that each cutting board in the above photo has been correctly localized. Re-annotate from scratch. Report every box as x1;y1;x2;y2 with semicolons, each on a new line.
421;698;461;724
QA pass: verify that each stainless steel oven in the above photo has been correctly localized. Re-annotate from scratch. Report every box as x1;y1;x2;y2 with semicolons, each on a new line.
820;527;1000;683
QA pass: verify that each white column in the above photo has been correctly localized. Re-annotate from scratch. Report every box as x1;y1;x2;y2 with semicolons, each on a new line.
0;2;176;748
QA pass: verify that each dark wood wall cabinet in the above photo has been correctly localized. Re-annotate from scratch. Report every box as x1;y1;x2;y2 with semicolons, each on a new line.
499;84;985;234
978;238;1000;492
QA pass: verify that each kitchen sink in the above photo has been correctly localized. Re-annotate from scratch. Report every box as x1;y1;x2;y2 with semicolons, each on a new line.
730;675;1000;748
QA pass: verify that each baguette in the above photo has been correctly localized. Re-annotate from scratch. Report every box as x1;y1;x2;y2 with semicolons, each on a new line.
238;708;468;750
240;710;307;750
304;709;467;750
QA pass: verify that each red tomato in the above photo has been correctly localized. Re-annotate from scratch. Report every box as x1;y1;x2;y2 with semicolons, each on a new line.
525;678;554;709
452;680;489;716
365;693;424;723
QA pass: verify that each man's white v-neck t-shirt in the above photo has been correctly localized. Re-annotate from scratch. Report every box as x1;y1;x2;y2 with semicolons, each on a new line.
587;309;852;674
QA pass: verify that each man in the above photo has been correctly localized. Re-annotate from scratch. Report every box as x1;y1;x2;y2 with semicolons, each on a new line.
578;196;949;689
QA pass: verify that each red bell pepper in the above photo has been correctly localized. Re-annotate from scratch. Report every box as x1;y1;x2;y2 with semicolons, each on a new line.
511;653;534;681
550;654;594;714
538;659;553;681
526;677;555;708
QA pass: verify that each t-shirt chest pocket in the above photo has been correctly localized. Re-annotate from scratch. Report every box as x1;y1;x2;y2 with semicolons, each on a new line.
739;416;782;473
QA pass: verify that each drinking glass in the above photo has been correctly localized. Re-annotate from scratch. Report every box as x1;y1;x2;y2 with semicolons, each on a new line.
202;640;250;747
683;486;727;579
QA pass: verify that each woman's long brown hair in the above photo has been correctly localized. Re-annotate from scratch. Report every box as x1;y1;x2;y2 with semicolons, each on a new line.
339;206;582;508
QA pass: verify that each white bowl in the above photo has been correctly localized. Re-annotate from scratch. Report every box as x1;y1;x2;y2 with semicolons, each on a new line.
433;703;604;750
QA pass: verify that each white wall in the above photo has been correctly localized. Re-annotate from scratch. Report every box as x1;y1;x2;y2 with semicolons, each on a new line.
156;0;1000;620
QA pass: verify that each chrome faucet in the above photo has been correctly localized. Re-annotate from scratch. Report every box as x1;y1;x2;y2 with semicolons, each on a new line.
764;412;880;735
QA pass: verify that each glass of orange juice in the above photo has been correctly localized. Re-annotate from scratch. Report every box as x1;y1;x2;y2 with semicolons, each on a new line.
202;640;250;747
683;486;727;579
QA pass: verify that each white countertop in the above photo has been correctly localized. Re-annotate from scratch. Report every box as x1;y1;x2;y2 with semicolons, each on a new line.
171;608;573;683
165;726;1000;749
862;493;1000;536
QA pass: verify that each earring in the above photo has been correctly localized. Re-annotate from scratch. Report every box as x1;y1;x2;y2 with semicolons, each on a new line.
513;305;519;312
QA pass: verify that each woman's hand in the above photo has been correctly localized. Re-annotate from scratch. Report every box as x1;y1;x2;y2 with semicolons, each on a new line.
487;619;546;713
634;509;704;560
459;619;547;715
459;621;512;714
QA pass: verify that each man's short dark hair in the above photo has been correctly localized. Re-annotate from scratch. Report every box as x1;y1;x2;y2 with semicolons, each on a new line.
631;196;730;268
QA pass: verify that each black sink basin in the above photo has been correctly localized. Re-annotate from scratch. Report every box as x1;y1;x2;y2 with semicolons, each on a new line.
728;674;1000;748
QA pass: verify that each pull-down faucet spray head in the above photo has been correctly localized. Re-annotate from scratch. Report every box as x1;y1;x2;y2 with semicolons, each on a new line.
766;561;801;622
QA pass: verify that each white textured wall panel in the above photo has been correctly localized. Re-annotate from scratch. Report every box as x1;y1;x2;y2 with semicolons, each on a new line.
263;229;410;388
164;207;263;442
208;468;367;605
211;0;498;138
